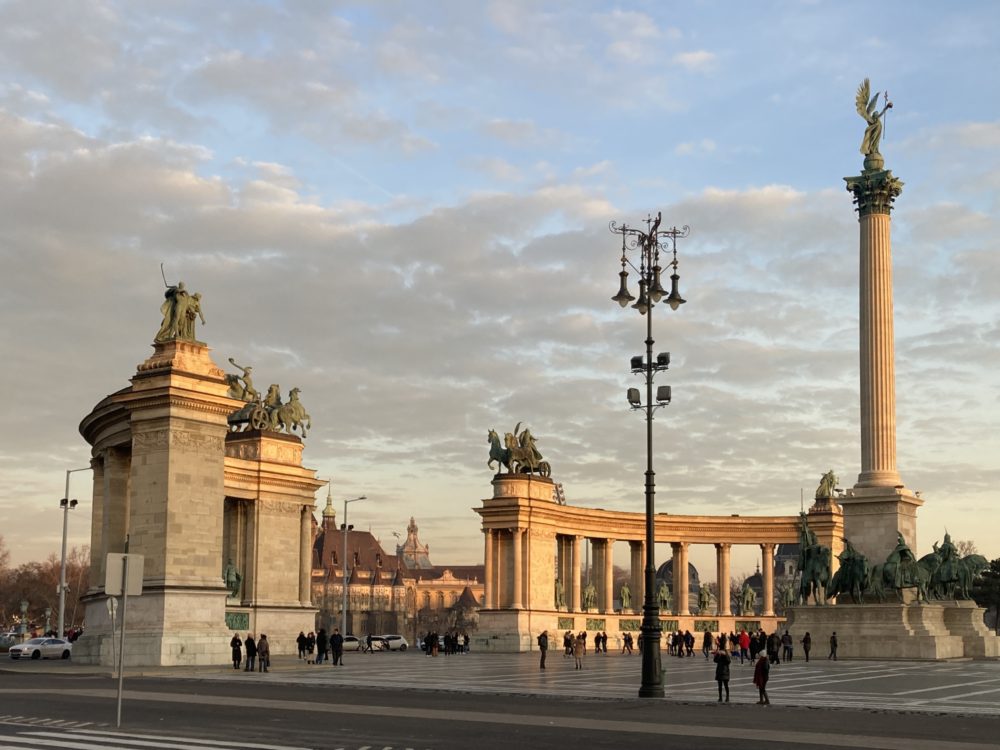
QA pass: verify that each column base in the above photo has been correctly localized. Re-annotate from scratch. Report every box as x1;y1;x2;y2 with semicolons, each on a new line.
839;485;923;562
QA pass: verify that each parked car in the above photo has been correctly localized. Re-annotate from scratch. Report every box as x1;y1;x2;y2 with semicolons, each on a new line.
378;634;409;651
8;637;73;660
342;635;362;652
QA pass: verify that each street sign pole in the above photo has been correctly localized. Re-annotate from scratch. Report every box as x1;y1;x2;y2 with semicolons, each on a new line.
116;554;129;728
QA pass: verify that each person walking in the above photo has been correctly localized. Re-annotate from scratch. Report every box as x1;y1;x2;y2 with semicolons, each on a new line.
702;629;713;659
781;630;793;662
537;630;548;670
714;645;732;703
330;628;344;666
230;633;242;670
563;630;573;657
753;653;771;705
315;628;328;665
738;629;750;665
365;633;373;654
801;632;812;662
828;631;838;660
296;631;307;660
244;633;257;672
573;633;585;670
257;634;270;672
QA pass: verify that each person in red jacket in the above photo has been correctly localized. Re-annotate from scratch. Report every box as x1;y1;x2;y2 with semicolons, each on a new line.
738;629;750;664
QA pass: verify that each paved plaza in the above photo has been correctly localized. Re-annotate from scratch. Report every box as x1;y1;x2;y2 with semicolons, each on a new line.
168;650;1000;716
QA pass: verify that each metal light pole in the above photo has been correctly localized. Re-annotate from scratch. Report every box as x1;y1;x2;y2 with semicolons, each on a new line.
59;466;90;638
610;212;688;698
341;495;366;636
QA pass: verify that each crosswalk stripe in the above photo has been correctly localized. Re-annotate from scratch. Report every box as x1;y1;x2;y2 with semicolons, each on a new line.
15;730;315;750
71;729;314;750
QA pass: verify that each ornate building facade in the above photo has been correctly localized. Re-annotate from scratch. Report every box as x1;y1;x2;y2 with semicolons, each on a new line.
310;496;484;641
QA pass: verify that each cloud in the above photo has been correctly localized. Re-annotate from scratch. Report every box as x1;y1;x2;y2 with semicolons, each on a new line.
673;50;717;71
675;139;717;156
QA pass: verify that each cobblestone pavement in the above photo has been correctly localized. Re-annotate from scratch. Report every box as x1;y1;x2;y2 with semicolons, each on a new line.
181;651;1000;716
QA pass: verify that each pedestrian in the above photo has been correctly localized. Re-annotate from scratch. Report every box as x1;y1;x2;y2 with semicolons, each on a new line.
601;631;609;653
702;629;713;659
828;631;838;660
738;629;750;664
801;632;812;662
365;633;373;654
714;645;731;703
257;633;270;672
230;633;242;670
296;631;307;660
563;630;573;657
537;630;548;669
767;631;781;664
330;628;344;666
244;633;257;672
315;628;328;665
753;653;770;705
306;631;315;663
781;630;793;662
573;633;585;669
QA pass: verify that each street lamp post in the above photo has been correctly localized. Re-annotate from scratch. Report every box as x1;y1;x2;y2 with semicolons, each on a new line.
609;212;688;698
341;495;366;636
59;466;90;638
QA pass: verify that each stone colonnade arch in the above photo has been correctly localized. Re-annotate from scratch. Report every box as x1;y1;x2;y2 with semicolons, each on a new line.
475;474;843;652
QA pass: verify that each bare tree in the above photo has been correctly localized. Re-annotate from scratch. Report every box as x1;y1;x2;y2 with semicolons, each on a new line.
956;540;979;557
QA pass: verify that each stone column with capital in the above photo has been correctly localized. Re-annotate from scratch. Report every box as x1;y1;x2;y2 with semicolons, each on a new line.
842;162;923;561
603;539;615;613
678;543;690;616
483;529;495;609
298;505;312;605
510;528;523;609
760;543;775;617
571;535;582;612
629;540;644;612
715;543;732;616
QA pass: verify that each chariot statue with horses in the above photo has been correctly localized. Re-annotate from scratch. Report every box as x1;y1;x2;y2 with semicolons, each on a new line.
487;422;552;477
225;359;312;438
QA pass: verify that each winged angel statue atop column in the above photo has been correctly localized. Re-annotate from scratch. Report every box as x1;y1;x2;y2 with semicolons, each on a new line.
856;78;893;158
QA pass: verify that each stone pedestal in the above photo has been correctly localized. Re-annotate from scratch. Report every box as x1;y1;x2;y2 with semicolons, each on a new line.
940;601;1000;659
785;603;966;660
838;486;922;563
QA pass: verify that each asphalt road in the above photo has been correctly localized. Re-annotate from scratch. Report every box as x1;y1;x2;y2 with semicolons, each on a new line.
0;669;998;750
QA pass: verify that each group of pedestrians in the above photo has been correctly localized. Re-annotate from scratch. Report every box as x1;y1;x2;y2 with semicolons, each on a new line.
229;633;270;672
295;628;346;665
712;633;770;705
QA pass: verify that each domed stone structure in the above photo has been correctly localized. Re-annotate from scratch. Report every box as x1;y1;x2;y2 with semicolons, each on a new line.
655;559;700;612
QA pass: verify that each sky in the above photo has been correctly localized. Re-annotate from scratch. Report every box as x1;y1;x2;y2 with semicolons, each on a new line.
1;1;998;579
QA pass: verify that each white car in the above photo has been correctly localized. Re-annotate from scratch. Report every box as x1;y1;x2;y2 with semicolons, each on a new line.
378;634;409;651
8;637;73;660
341;635;362;651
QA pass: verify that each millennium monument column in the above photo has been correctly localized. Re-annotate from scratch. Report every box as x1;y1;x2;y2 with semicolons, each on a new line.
839;78;922;562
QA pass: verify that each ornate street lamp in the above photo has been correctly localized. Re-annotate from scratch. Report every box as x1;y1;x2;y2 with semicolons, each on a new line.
59;467;89;638
341;495;367;636
609;212;688;698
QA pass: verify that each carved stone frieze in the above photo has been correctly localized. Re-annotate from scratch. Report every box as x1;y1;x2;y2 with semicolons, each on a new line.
132;429;224;453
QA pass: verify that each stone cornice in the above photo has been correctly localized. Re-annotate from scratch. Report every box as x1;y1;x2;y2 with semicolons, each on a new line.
477;497;839;546
844;168;904;217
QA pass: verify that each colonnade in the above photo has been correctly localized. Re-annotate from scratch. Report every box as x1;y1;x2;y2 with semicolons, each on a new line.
483;528;780;617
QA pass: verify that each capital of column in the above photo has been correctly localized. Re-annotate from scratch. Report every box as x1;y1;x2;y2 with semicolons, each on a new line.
845;169;903;217
714;542;731;552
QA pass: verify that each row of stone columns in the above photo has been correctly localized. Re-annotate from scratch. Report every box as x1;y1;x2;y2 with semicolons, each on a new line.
483;528;778;616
